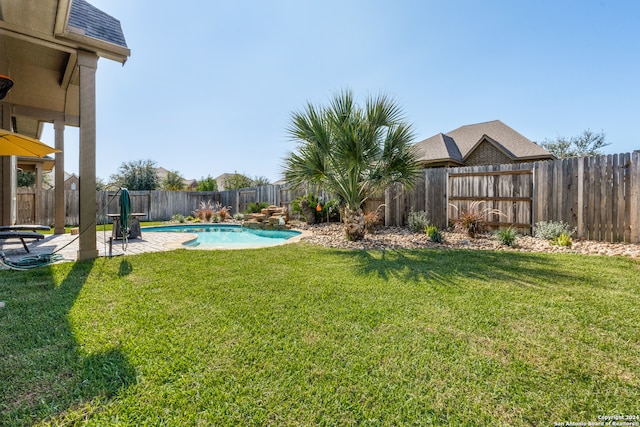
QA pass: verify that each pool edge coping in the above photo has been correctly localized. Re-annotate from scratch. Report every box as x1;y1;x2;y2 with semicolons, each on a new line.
143;225;312;251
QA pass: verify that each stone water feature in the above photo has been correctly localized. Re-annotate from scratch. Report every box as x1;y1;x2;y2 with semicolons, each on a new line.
243;205;290;230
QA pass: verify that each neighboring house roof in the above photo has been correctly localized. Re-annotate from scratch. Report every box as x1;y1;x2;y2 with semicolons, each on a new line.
154;167;170;180
68;0;128;48
155;167;197;189
214;173;235;191
414;133;465;166
414;120;553;166
64;172;79;182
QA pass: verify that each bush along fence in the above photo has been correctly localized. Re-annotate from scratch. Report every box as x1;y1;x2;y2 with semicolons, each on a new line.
385;152;640;243
16;152;640;243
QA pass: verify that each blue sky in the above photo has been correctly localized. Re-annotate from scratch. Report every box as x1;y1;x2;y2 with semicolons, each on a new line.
41;0;640;183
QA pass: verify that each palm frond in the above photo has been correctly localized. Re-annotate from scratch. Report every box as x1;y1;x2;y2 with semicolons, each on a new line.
282;89;420;211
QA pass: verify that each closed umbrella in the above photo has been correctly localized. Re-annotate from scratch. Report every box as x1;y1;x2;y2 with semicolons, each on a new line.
0;129;61;157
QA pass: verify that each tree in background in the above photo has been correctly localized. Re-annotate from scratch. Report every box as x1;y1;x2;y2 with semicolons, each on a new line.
541;129;610;158
17;171;52;188
17;170;35;188
163;170;185;191
195;175;218;192
223;172;253;190
96;177;108;191
109;159;160;190
251;176;271;187
283;90;421;241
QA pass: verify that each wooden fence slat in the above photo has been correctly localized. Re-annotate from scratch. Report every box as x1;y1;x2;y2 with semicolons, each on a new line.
612;154;620;240
586;156;596;240
621;153;630;242
600;156;609;241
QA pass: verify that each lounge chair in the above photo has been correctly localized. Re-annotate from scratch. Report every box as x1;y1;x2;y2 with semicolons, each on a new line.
0;231;46;253
0;224;51;232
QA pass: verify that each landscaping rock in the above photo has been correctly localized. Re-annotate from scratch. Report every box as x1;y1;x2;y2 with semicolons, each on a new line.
292;222;640;259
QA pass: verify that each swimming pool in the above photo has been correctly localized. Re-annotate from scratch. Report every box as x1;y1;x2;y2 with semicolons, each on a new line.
143;224;302;249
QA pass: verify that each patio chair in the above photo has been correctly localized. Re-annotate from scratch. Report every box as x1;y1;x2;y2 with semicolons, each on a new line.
0;231;46;253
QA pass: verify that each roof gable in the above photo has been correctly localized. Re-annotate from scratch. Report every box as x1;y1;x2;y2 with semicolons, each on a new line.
414;120;553;165
462;134;516;162
446;120;551;159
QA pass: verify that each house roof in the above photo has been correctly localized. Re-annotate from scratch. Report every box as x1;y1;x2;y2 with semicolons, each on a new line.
414;133;464;165
214;173;235;191
64;172;78;181
0;0;130;139
67;0;128;48
414;120;553;165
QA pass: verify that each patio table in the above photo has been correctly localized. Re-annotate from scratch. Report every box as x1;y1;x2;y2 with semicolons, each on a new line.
107;213;146;240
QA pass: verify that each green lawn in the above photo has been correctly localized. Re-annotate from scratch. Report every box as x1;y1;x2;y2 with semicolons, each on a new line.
1;244;639;426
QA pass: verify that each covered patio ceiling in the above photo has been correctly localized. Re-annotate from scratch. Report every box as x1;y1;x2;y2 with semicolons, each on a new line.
0;0;129;138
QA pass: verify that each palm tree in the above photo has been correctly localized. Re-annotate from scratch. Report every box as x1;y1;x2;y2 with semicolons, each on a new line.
283;90;421;240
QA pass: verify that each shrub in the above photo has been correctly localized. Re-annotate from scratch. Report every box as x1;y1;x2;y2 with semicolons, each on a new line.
535;221;575;241
233;213;244;221
245;202;269;214
193;200;216;222
496;227;518;246
292;194;321;224
186;215;195;222
363;204;385;233
552;232;573;247
322;199;341;222
450;202;504;238
425;224;442;243
218;207;230;222
291;194;340;224
172;213;185;223
407;211;430;233
364;210;381;233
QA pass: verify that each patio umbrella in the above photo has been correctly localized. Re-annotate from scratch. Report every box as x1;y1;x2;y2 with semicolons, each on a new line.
0;129;61;157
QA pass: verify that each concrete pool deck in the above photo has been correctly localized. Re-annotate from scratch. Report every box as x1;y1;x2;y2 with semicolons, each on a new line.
0;227;309;264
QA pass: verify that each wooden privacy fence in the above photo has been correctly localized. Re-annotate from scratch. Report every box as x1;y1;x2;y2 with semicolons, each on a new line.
15;152;640;243
17;185;299;226
448;168;534;233
534;153;639;242
385;152;640;243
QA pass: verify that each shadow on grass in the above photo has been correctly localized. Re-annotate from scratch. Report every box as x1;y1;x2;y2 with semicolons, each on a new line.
0;259;135;425
329;247;592;287
118;259;133;276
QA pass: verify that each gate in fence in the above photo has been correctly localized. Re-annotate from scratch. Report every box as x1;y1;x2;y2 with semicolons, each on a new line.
447;169;534;234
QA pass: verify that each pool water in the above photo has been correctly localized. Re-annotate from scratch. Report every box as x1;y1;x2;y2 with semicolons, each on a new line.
143;224;301;249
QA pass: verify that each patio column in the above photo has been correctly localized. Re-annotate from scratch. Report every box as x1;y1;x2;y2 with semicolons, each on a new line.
1;103;16;226
54;120;65;234
77;50;99;260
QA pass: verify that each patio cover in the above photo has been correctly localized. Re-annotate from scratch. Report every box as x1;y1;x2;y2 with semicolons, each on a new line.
0;0;130;260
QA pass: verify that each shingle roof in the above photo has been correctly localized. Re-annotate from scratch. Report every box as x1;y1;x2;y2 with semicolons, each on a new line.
414;120;552;164
68;0;127;48
414;133;464;165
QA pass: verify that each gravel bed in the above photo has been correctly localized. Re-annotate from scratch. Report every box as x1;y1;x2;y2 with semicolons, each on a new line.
292;222;640;259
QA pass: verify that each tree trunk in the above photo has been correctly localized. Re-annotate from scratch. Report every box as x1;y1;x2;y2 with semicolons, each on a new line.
343;207;365;241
